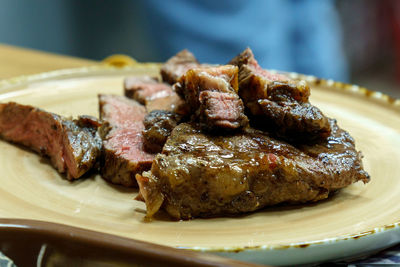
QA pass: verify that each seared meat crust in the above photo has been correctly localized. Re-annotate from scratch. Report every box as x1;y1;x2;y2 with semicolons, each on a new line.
99;95;154;187
174;65;248;131
160;49;201;85
230;48;331;141
143;110;182;153
0;102;101;179
137;121;369;220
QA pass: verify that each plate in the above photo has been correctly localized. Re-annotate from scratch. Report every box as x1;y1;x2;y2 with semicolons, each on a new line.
0;65;400;266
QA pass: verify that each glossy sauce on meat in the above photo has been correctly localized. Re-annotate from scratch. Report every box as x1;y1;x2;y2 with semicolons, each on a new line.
137;121;369;220
142;110;182;153
135;48;370;220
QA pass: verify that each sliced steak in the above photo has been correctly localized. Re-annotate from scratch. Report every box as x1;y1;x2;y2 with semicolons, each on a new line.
230;48;331;141
124;75;188;116
143;110;182;153
124;75;159;92
99;95;154;187
0;102;102;180
145;93;187;114
174;65;248;131
160;49;201;85
136;121;369;220
124;76;172;105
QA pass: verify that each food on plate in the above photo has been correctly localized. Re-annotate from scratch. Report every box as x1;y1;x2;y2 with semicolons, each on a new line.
142;110;182;153
124;75;165;104
174;65;248;131
0;102;101;179
124;75;186;114
160;49;201;85
99;95;154;187
230;48;331;142
124;75;173;106
136;119;369;219
135;48;370;219
0;47;370;221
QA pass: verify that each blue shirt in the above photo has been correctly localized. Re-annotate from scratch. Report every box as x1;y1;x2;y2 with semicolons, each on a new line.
141;0;348;81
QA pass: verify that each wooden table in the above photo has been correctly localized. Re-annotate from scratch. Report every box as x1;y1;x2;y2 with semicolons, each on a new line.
0;44;98;79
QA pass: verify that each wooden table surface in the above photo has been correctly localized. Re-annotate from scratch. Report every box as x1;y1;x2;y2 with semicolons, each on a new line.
0;44;99;80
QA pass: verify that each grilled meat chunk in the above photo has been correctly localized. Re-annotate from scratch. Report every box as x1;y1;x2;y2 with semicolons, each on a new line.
136;121;369;220
174;65;248;131
230;48;331;141
99;95;154;187
160;49;201;85
0;102;102;179
199;91;247;130
143;110;182;153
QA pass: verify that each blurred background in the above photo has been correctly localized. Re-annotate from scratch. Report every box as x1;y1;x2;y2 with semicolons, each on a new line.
0;0;398;97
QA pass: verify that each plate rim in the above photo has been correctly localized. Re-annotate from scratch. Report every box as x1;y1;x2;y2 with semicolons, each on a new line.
1;65;400;255
0;218;261;267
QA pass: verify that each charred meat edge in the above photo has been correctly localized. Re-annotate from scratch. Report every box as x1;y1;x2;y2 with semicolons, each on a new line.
0;102;102;180
98;94;154;187
136;121;369;220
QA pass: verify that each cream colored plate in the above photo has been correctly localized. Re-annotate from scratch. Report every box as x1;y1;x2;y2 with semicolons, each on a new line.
1;66;400;266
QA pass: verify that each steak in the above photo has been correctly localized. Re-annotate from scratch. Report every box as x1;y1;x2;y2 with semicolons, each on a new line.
99;95;154;187
174;65;248;131
199;91;247;130
136;121;369;220
124;76;187;115
0;102;102;180
124;76;172;105
143;110;182;153
145;93;187;114
160;49;201;85
230;48;331;141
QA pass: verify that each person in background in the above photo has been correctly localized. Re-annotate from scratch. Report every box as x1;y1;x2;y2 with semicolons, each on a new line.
141;0;349;81
0;0;348;82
